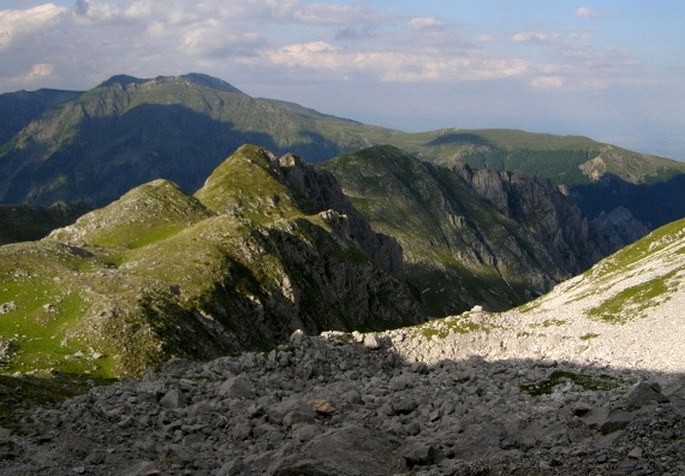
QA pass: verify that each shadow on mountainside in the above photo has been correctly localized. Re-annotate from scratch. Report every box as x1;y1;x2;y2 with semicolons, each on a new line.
427;132;495;148
0;332;683;475
0;104;347;207
572;172;685;231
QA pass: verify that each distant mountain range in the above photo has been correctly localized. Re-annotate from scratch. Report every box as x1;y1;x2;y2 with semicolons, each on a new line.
1;73;684;230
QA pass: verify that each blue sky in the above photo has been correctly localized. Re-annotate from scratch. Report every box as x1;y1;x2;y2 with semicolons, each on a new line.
1;1;684;160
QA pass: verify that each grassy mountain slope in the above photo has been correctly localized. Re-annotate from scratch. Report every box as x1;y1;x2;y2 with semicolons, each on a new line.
2;73;684;218
380;128;685;185
520;216;685;324
0;74;390;206
0;145;422;378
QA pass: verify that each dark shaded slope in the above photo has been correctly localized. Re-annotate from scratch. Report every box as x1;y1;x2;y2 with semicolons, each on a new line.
0;201;90;245
0;88;81;145
0;74;388;206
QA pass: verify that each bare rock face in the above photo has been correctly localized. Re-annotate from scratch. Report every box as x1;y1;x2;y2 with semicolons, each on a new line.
273;152;405;274
325;145;632;315
456;164;622;274
591;206;651;248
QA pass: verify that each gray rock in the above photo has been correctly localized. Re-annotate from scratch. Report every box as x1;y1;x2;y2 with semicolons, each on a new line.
270;425;404;475
390;397;418;415
113;461;158;476
219;374;254;399
627;446;643;459
398;441;440;467
600;409;635;434
624;381;669;410
159;387;185;409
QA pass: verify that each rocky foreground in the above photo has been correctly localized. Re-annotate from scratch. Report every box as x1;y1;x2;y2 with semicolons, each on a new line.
1;329;683;475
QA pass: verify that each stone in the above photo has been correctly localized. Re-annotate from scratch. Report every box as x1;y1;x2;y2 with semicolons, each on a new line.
113;461;158;476
312;398;336;416
624;382;669;410
600;410;635;435
363;334;382;350
389;373;413;391
390;397;418;415
219;374;254;399
270;425;404;475
627;446;643;459
399;441;440;467
159;388;185;409
0;301;17;314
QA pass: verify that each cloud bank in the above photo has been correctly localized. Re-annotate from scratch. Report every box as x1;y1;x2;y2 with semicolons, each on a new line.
0;0;648;93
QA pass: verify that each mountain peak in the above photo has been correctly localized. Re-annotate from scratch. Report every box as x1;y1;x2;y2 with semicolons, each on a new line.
180;73;244;94
96;73;244;94
97;74;146;89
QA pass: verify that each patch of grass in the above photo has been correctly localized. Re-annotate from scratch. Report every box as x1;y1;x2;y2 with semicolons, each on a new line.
530;319;567;328
516;331;533;338
580;332;600;341
414;315;490;340
518;299;541;314
587;271;676;324
521;370;620;396
90;223;186;250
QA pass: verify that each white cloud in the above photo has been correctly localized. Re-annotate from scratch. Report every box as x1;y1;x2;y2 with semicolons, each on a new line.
474;34;497;43
24;63;56;80
530;76;565;89
409;17;444;31
266;41;529;83
512;32;560;44
0;0;654;99
0;3;66;49
576;7;600;18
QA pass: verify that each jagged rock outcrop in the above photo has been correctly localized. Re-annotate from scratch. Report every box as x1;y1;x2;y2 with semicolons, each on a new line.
455;164;620;274
590;206;651;248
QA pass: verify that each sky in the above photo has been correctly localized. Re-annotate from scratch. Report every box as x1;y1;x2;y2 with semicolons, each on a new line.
1;1;684;161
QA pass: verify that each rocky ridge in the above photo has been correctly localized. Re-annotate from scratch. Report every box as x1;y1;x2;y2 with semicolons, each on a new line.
0;145;422;377
0;217;683;475
325;145;629;315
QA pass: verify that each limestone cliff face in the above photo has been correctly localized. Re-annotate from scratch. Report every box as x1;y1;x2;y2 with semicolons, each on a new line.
455;165;618;275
